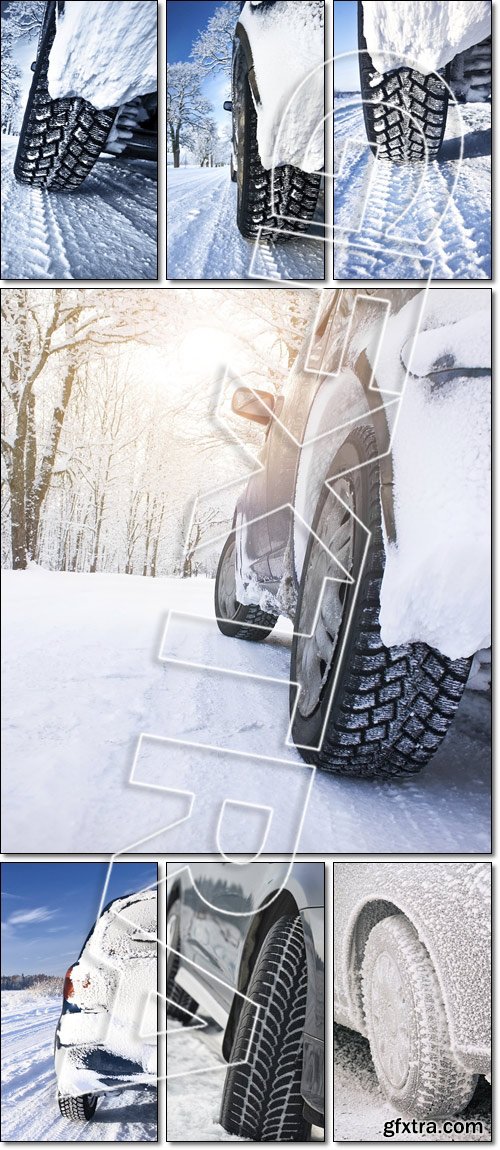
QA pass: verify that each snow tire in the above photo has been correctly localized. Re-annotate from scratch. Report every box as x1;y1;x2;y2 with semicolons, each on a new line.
167;900;199;1024
220;915;310;1142
14;5;116;191
215;531;277;641
290;425;471;777
57;1093;98;1121
234;45;321;239
357;1;449;163
362;914;478;1117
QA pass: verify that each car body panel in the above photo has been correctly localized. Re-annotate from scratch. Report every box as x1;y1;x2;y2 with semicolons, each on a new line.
334;863;491;1077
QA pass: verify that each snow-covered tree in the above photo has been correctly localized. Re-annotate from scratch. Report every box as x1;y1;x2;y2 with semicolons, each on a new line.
1;1;43;132
167;61;215;168
191;2;241;79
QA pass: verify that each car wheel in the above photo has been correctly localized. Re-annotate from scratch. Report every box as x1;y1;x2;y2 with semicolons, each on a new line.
234;43;321;239
220;915;310;1141
357;0;449;162
215;530;277;641
362;914;478;1117
58;1093;98;1121
167;899;198;1024
290;424;471;777
14;5;116;190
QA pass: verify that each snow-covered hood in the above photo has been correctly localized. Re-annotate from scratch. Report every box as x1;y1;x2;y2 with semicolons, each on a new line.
335;863;491;1074
238;0;324;172
364;288;491;661
361;0;491;77
55;890;157;1097
47;0;157;110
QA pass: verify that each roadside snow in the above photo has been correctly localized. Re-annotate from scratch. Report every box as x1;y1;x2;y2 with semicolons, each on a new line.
1;990;157;1141
167;1022;242;1142
1;570;491;854
48;0;157;109
166;167;324;280
1;137;157;280
361;0;491;76
238;0;324;171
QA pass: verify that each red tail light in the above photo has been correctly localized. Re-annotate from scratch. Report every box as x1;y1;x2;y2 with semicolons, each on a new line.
63;966;75;999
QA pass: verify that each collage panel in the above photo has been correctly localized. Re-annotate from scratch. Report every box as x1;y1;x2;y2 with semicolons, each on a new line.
1;0;158;281
166;0;326;281
334;0;492;280
1;859;159;1141
166;858;325;1142
333;860;492;1142
1;285;491;856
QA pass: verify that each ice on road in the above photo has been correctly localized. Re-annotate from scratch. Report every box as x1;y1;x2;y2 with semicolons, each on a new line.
167;167;324;281
1;991;157;1141
1;137;157;281
334;100;491;279
334;1024;491;1142
1;570;491;855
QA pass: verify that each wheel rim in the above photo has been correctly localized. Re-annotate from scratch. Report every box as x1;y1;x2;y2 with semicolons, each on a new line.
296;477;354;718
371;950;411;1089
217;539;239;621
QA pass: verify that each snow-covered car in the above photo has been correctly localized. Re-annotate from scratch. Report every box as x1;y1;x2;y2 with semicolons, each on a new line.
14;0;157;191
54;889;157;1121
334;862;491;1117
214;287;491;778
358;0;492;162
224;0;324;238
167;861;324;1141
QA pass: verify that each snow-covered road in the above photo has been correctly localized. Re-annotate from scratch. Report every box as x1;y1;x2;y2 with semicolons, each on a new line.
334;1024;492;1142
334;99;491;278
1;991;157;1141
1;137;157;281
1;570;490;855
167;167;325;280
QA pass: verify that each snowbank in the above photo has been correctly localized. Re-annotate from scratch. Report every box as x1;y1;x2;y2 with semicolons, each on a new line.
48;1;157;109
239;0;324;171
364;290;491;660
361;0;491;77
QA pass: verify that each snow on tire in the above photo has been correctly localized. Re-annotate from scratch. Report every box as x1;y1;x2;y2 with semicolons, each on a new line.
14;5;116;191
234;46;321;240
215;531;277;641
220;916;309;1142
290;425;471;777
167;900;199;1024
57;1093;98;1121
357;2;449;163
362;915;478;1117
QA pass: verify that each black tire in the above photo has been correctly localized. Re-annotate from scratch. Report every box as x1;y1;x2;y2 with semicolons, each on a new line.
167;899;199;1024
215;530;277;641
449;37;492;103
220;916;309;1142
233;43;321;239
290;425;471;778
58;1093;98;1121
362;915;478;1117
14;3;116;190
357;0;449;162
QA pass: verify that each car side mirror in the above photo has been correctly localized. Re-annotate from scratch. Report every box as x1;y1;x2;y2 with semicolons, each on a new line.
223;100;233;112
231;387;275;426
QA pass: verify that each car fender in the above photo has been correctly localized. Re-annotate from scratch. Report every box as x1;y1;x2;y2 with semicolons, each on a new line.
360;0;491;76
47;0;157;109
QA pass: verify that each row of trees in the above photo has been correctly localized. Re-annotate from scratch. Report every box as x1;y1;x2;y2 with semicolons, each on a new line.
1;1;43;135
1;289;316;577
167;2;240;168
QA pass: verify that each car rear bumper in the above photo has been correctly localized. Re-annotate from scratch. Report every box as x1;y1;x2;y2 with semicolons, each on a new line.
55;1042;156;1097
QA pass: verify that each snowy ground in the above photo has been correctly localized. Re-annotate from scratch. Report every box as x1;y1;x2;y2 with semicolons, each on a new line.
334;1024;491;1142
167;167;325;280
1;136;157;281
1;991;157;1142
1;570;491;854
334;99;491;278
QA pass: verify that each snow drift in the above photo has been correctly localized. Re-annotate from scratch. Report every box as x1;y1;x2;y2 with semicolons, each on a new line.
361;0;491;77
48;0;157;110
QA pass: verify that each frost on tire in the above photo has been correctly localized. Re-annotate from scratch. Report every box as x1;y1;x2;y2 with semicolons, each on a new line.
220;915;309;1142
14;5;116;191
290;425;471;778
362;914;478;1117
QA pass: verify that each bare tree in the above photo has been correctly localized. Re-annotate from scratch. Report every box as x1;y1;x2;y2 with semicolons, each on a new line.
167;62;215;168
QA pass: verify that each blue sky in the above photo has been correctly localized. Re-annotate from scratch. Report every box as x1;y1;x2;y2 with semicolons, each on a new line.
2;863;157;975
167;1;234;130
334;0;360;92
